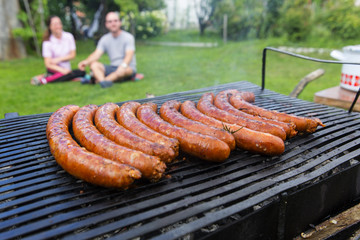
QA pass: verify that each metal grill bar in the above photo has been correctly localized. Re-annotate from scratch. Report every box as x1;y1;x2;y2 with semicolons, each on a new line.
154;149;360;240
1;81;360;240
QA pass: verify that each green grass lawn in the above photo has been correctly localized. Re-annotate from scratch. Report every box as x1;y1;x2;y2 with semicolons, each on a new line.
0;30;347;118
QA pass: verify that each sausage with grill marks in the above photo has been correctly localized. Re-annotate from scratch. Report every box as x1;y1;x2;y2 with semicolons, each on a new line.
214;90;297;138
229;92;325;133
95;102;175;163
159;100;236;150
117;101;179;163
238;91;255;103
46;105;141;188
197;92;287;140
72;104;166;181
181;100;285;156
137;102;231;162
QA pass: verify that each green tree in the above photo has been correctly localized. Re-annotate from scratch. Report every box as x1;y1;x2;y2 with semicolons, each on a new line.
133;0;165;12
14;0;48;55
260;0;284;38
322;0;360;40
214;0;265;40
114;0;165;37
278;0;312;41
114;0;165;13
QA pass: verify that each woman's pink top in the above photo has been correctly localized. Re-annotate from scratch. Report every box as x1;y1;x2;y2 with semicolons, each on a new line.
42;31;76;70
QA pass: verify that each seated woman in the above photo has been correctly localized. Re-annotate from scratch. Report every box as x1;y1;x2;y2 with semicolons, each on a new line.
31;15;85;85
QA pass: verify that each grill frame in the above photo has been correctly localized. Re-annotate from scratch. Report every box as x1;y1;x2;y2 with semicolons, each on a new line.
1;81;360;240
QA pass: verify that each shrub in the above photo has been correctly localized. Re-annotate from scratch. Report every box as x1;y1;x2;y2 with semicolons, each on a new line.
13;1;46;55
278;0;312;42
121;10;167;39
213;0;285;41
322;0;360;40
213;0;264;41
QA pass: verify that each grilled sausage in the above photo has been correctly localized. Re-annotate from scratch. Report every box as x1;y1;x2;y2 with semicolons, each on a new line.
46;105;141;188
159;100;236;150
72;104;166;181
137;102;231;162
117;101;179;162
214;90;297;138
229;92;325;133
94;102;174;163
197;92;287;140
181;100;285;156
238;91;255;103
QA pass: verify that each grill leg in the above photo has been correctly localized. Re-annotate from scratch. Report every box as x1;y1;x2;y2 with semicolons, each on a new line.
277;192;288;240
348;87;360;113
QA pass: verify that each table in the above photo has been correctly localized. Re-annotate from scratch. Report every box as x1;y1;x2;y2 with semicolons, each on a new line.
314;85;360;112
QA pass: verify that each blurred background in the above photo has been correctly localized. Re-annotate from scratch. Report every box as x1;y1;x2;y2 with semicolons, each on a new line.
5;0;360;59
2;0;360;116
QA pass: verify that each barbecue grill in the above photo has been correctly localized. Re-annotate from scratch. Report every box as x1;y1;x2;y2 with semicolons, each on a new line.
1;81;360;240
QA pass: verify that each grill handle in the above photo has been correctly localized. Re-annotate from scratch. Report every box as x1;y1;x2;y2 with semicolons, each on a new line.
262;47;360;113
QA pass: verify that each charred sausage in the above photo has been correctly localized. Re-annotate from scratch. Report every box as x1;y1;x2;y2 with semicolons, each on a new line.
197;92;287;140
137;102;231;162
238;91;255;103
46;105;141;188
95;102;175;163
229;92;325;133
159;100;236;150
181;100;285;156
214;90;297;138
72;104;166;181
117;101;179;162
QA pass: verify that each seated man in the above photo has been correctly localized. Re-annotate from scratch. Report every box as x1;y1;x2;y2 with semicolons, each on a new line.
78;11;136;88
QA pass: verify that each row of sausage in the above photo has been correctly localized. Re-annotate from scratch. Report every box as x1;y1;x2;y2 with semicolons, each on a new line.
46;89;325;189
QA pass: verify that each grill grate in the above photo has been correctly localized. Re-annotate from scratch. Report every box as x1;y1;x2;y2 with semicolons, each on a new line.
1;81;360;240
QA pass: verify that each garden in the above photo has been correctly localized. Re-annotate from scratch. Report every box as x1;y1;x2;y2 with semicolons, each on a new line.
1;0;360;117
